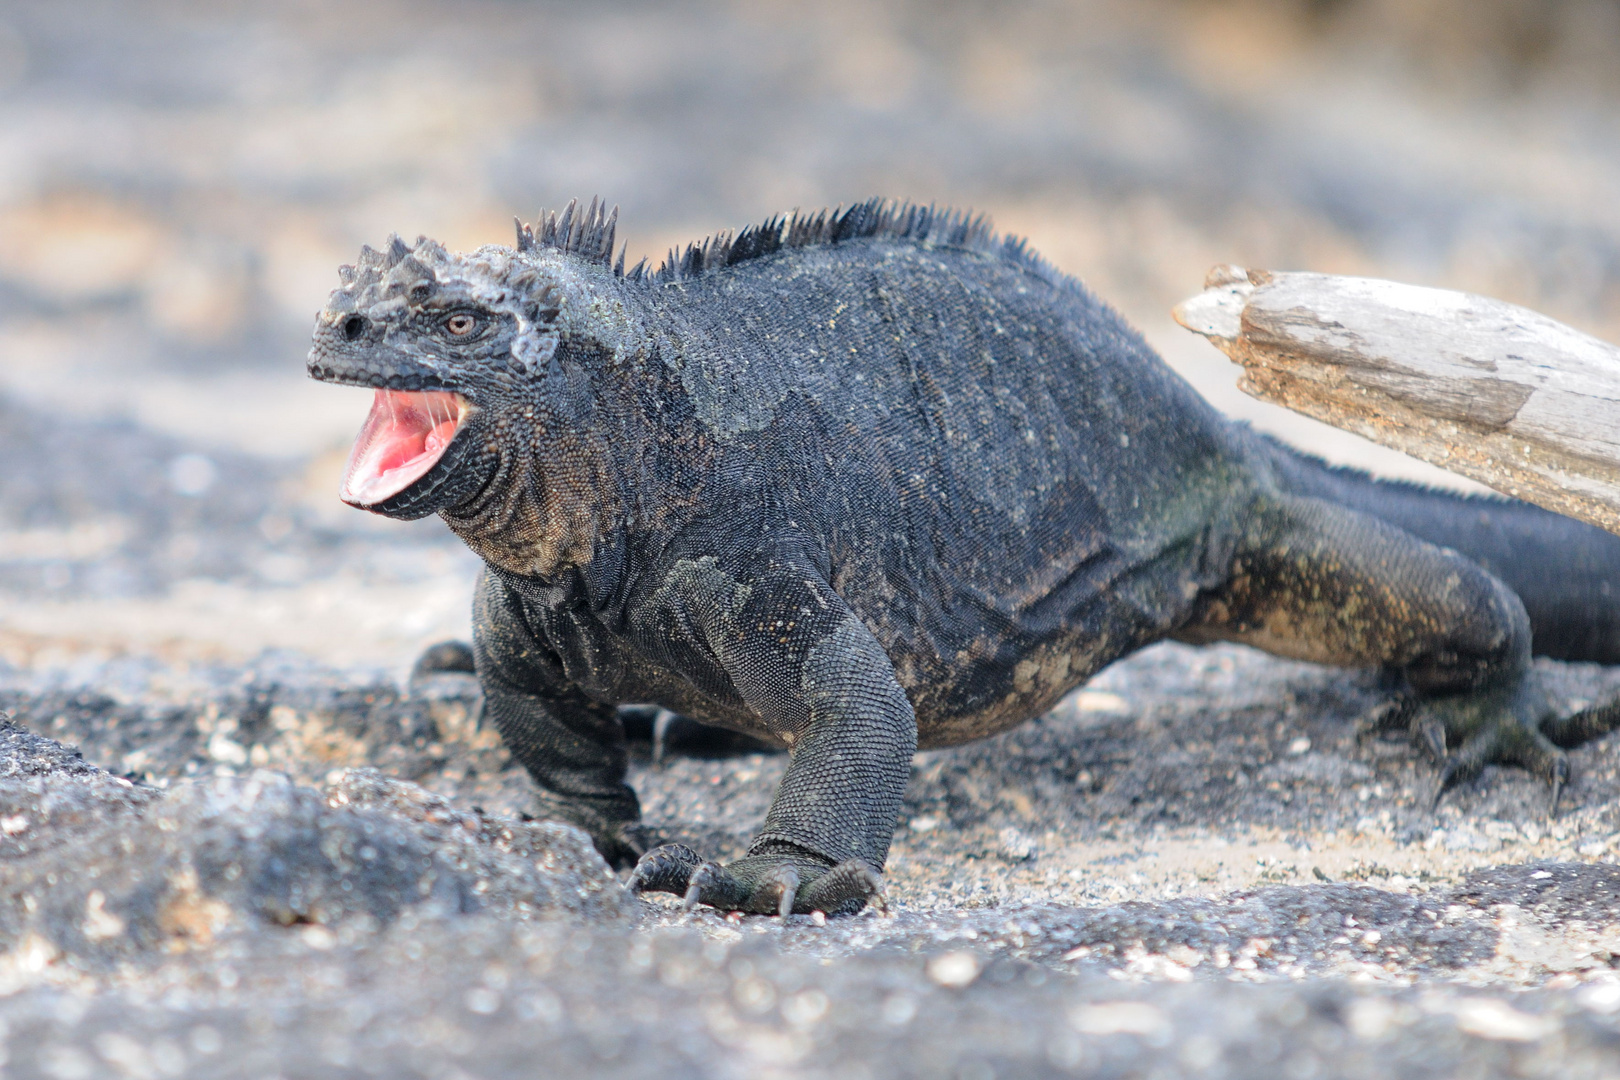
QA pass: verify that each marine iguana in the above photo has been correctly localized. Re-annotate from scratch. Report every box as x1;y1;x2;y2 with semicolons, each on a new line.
308;198;1620;916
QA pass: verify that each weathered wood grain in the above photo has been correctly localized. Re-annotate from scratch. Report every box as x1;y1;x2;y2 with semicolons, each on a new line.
1173;265;1620;534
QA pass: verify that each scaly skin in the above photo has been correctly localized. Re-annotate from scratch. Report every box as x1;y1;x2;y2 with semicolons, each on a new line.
308;199;1620;916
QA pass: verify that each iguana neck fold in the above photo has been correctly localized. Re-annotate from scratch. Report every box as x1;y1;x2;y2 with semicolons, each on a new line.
438;411;623;581
438;297;668;584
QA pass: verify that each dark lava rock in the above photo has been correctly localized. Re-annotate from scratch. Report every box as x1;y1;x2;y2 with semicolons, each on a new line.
0;656;527;813
0;723;629;970
1456;862;1620;921
0;721;109;780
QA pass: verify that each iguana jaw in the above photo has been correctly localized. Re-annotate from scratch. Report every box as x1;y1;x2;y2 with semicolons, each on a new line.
340;389;471;508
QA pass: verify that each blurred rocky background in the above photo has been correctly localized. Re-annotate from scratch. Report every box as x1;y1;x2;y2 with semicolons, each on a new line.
5;1;1620;1076
6;0;1620;654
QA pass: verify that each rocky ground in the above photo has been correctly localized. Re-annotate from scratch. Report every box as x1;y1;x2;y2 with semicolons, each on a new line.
7;636;1620;1078
5;1;1620;1076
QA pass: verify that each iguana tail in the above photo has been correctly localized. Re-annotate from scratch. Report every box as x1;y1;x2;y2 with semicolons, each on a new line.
1263;437;1620;665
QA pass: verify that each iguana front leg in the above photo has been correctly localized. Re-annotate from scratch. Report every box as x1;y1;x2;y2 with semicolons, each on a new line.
630;561;915;916
473;573;643;865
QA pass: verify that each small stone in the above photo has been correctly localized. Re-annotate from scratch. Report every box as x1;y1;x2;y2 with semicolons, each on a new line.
1070;1001;1168;1036
464;987;502;1014
1345;997;1397;1040
926;950;982;988
781;989;829;1026
881;993;917;1025
1578;982;1620;1014
1074;691;1129;714
81;890;124;941
1445;997;1557;1042
998;827;1035;861
301;925;336;950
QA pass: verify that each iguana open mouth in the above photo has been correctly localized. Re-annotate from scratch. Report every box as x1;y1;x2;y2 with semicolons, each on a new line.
341;389;469;507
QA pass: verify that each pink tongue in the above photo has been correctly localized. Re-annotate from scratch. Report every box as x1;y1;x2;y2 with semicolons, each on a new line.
341;389;466;507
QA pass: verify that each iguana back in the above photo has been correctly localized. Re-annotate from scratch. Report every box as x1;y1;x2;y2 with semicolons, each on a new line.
631;230;1256;742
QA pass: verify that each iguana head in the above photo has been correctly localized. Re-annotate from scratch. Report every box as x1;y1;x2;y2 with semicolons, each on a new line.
307;199;625;523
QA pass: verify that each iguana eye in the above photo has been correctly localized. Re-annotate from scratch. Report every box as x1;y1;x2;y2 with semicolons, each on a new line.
444;313;479;336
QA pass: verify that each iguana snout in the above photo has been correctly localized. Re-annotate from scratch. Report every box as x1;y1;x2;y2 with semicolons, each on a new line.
305;230;566;521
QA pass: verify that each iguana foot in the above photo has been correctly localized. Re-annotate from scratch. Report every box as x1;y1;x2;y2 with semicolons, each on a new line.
1417;681;1573;817
628;843;886;917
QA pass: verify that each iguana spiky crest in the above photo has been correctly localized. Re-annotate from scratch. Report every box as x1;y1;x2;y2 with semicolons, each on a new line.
515;196;622;272
508;195;1054;287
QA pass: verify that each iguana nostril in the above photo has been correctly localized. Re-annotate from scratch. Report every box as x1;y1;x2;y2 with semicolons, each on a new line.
343;315;367;341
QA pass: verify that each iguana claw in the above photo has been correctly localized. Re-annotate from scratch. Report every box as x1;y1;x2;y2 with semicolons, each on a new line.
682;861;744;911
628;843;703;897
629;844;884;917
762;864;800;919
807;860;888;914
1418;681;1581;818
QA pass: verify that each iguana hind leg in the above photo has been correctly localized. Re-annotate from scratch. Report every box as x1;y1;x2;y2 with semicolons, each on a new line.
1179;492;1573;811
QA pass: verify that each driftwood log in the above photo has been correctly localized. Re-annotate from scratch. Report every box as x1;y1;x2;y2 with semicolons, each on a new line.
1173;265;1620;536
